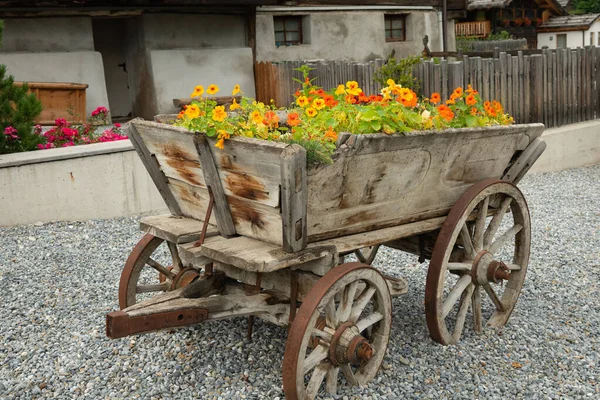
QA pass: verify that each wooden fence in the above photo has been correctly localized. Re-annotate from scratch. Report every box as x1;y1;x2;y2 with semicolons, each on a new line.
255;46;600;129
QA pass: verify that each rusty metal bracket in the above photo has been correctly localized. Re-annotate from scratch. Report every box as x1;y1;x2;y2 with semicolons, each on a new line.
193;186;215;247
106;308;208;339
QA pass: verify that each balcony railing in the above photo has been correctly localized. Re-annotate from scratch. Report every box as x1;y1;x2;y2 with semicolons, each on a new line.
455;21;491;38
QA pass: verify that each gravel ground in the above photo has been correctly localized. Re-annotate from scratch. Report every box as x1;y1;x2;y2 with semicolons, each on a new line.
1;164;599;400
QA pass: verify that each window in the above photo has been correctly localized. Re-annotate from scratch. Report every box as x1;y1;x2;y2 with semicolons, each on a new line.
384;15;406;42
591;32;595;46
274;16;303;46
597;32;600;46
557;34;567;49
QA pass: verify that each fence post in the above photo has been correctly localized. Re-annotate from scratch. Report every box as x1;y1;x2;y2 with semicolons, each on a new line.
530;54;543;124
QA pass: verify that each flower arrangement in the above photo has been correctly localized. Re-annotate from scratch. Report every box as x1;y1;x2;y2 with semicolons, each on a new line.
523;17;532;27
513;18;524;27
175;66;513;165
89;106;109;124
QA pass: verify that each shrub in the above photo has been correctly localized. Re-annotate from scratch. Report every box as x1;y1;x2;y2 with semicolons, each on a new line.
37;116;126;149
374;55;422;94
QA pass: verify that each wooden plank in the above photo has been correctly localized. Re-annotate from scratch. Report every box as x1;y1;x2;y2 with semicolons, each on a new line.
196;235;336;273
596;47;600;118
168;178;217;224
280;144;308;253
140;214;218;244
512;55;520;123
542;49;548;127
194;134;236;237
531;54;543;124
523;56;530;124
127;121;182;216
441;59;448;101
506;55;512;118
501;138;547;185
499;52;508;113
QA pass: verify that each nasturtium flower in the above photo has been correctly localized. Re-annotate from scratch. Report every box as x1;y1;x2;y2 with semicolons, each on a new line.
346;81;362;96
323;127;337;142
287;112;301;126
345;94;357;104
421;110;431;122
232;84;241;96
250;110;263;124
466;84;478;95
313;98;326;110
305;107;318;118
207;84;220;95
296;96;309;107
264;111;279;128
335;84;346;95
430;92;441;104
212;105;226;122
185;104;201;119
230;98;241;111
466;94;477;106
453;87;464;97
470;107;478;116
177;110;185;119
386;79;395;86
215;137;225;149
437;105;454;121
190;85;204;98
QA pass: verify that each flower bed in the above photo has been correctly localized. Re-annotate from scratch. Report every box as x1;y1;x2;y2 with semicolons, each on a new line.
174;66;513;165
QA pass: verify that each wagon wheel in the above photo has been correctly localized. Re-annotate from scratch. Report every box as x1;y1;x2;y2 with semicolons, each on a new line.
283;263;392;400
354;245;381;265
119;234;199;309
425;179;530;345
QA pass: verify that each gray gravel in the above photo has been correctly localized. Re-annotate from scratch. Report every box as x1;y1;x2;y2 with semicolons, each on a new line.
1;164;599;400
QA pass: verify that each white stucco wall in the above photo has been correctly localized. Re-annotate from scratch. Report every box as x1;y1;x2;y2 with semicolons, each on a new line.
256;9;445;62
0;17;94;52
149;47;256;115
538;21;600;49
0;52;110;117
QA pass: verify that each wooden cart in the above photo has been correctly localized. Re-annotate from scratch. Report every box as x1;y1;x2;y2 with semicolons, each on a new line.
106;119;546;399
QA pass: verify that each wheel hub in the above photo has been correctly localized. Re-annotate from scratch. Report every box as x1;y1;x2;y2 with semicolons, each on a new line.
170;267;200;290
471;250;511;285
329;322;374;366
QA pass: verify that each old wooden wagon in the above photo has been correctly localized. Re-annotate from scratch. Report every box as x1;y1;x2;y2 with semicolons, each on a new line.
106;119;546;399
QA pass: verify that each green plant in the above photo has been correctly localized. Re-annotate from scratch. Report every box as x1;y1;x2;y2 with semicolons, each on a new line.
374;55;422;94
487;31;512;41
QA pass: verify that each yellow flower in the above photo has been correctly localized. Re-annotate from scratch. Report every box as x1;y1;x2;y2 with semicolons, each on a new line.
386;79;395;86
215;137;225;149
335;84;346;95
346;81;362;96
313;98;326;110
212;105;226;122
232;84;241;96
305;107;317;118
217;129;230;140
184;104;201;119
230;98;241;111
250;110;263;124
190;85;204;98
207;84;220;95
296;96;309;107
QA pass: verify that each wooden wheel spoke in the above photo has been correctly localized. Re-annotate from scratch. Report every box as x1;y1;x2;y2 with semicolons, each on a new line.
312;328;332;343
336;281;359;322
488;224;523;255
506;263;521;271
356;311;383;333
325;298;338;328
447;262;472;271
349;286;376;322
473;197;489;252
325;366;339;395
442;274;472;318
146;258;174;279
136;282;169;293
472;286;482;333
306;362;329;399
483;196;513;247
167;242;183;269
452;284;475;341
483;283;505;312
460;225;476;259
341;364;358;386
302;345;329;375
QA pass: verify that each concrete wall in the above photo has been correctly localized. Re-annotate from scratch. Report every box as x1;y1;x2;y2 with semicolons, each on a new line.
148;48;256;116
142;14;247;50
538;30;589;49
0;17;94;53
0;140;167;227
0;52;110;117
584;20;600;46
529;119;600;173
256;10;446;62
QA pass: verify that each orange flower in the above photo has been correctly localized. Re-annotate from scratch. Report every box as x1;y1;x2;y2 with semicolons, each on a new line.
287;112;301;126
358;94;370;103
345;94;357;104
486;106;497;117
177;110;185;119
313;98;326;110
323;95;337;107
466;84;479;95
466;94;477;106
296;96;309;107
211;105;226;122
323;127;338;142
215;137;225;149
207;84;220;95
190;85;204;98
470;107;478;116
305;107;317;118
430;92;441;104
437;105;454;121
229;98;241;111
484;101;491;108
492;100;504;113
398;88;417;108
264;111;279;128
250;110;263;124
446;99;456;105
453;87;464;97
185;104;201;119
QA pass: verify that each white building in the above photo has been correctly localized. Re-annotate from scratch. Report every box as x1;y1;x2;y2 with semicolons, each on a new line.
537;13;600;49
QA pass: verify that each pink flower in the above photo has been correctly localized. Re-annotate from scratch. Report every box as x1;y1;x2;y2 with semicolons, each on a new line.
55;118;68;127
114;123;121;128
34;125;43;135
3;126;19;140
91;106;108;117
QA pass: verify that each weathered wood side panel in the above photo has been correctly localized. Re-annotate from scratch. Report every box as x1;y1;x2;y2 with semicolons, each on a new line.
306;124;544;242
133;120;287;246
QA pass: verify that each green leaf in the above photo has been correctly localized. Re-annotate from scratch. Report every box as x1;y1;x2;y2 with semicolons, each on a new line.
464;115;478;127
370;120;382;131
206;127;217;137
360;109;380;121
